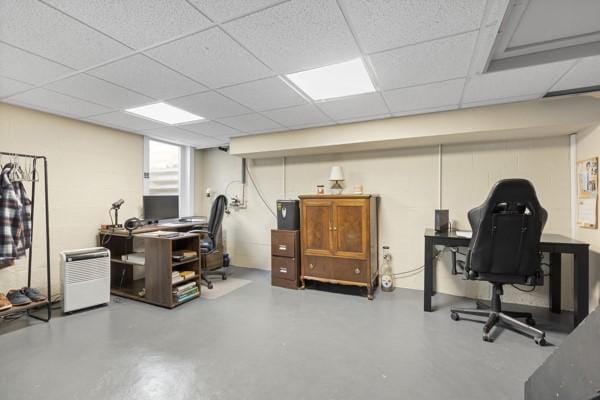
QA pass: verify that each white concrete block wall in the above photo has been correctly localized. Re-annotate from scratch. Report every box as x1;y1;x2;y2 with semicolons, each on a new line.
0;103;143;295
196;134;574;309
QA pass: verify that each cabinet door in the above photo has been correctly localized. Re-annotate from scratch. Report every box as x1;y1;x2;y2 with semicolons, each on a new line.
301;199;334;256
333;199;368;259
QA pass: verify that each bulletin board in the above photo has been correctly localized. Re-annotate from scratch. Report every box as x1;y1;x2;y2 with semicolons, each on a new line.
577;157;598;229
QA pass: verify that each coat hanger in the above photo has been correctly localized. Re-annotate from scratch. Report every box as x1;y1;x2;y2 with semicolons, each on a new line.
7;154;25;182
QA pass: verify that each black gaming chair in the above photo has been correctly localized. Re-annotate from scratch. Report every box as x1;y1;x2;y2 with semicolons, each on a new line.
450;179;548;345
190;195;228;289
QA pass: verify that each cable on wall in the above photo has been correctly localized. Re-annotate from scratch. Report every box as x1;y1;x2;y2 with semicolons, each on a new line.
282;156;287;199
438;144;443;209
245;160;277;219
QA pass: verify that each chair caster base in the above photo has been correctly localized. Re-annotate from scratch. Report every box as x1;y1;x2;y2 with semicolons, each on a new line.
450;312;460;321
534;336;546;346
526;317;536;326
483;334;493;342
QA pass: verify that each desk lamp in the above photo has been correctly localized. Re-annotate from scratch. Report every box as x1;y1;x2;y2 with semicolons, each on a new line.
110;199;124;228
329;166;345;195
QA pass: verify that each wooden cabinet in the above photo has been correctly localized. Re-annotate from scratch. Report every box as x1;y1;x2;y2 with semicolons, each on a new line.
299;195;378;299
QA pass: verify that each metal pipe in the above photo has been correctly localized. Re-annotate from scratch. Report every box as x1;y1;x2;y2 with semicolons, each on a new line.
27;157;37;288
44;158;51;321
0;151;46;159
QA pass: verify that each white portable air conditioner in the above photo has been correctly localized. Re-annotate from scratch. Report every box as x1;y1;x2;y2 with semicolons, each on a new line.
61;247;111;312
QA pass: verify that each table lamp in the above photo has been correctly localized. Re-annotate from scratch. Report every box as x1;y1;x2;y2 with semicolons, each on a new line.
329;166;345;194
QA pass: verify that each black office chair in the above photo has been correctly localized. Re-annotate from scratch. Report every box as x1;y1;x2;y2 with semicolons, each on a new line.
190;195;228;289
450;179;548;345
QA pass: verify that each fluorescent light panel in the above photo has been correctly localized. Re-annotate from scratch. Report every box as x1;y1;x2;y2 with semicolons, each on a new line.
286;58;376;100
126;102;204;124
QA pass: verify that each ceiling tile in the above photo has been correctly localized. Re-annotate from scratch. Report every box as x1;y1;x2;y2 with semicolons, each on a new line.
370;31;477;90
45;74;153;109
86;111;164;131
463;61;575;103
218;113;282;133
262;104;332;128
317;92;389;121
484;0;510;26
0;43;74;85
551;55;600;91
462;93;542;108
383;79;465;113
189;135;226;149
468;23;500;75
219;77;307;111
146;27;273;88
393;104;459;117
169;91;250;119
340;0;486;53
88;55;207;100
189;0;283;22
43;0;211;49
336;114;390;124
224;0;359;72
508;0;600;48
144;126;224;148
0;77;33;98
181;121;241;138
143;126;198;143
5;88;111;117
0;0;130;69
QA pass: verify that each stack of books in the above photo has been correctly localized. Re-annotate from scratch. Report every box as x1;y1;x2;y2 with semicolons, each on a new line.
172;271;184;284
172;250;197;261
180;270;195;279
173;282;199;303
172;270;196;283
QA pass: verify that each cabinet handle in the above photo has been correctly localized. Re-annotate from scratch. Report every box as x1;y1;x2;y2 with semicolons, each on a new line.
278;244;287;251
329;225;332;231
333;226;337;231
354;267;361;274
279;267;288;274
309;263;315;269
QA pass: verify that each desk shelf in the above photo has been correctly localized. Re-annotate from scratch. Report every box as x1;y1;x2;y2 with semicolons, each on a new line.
172;257;199;268
172;275;199;287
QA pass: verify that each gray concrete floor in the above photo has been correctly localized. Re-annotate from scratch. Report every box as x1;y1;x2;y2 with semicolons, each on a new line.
0;267;572;400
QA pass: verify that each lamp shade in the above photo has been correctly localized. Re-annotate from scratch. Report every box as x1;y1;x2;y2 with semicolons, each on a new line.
329;166;345;181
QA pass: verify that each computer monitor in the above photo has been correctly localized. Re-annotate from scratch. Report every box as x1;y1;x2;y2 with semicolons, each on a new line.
143;195;179;221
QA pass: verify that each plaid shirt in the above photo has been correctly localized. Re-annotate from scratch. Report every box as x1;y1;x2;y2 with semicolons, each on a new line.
0;165;31;267
13;180;32;249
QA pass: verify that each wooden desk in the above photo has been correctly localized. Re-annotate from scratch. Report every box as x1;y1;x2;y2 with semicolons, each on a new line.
423;229;590;328
99;219;208;237
98;220;209;308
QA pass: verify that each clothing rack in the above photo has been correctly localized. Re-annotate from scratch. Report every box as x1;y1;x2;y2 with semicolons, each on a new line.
0;151;51;322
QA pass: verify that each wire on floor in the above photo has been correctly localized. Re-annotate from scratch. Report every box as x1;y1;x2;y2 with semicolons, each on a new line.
510;284;536;293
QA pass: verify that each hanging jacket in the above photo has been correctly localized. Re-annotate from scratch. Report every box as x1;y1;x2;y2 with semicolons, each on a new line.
12;180;32;250
0;165;27;266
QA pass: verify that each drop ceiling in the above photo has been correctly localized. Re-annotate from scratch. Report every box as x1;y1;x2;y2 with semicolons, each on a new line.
1;0;599;149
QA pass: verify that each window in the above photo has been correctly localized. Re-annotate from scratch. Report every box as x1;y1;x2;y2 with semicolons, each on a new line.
144;138;195;217
145;139;181;195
